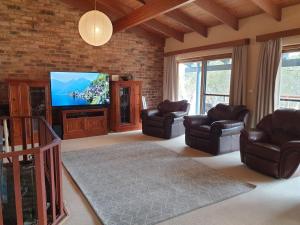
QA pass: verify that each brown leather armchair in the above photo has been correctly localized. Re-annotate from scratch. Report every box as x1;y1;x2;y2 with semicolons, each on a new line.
184;104;249;155
141;100;190;139
240;109;300;178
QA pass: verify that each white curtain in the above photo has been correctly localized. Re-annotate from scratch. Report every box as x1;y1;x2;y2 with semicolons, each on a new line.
163;56;179;101
229;45;248;105
254;39;282;125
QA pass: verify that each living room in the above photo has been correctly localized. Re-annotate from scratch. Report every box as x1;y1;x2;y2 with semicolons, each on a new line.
0;0;300;225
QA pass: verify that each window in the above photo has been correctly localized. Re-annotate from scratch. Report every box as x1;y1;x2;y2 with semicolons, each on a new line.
278;51;300;109
178;62;202;115
204;58;232;113
178;56;232;115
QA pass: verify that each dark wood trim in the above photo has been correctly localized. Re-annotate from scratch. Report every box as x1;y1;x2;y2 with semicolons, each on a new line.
194;0;239;30
48;149;57;223
0;116;67;225
12;157;23;225
164;38;249;57
256;28;300;42
249;0;281;21
282;44;300;53
113;0;195;32
177;53;232;63
35;151;48;225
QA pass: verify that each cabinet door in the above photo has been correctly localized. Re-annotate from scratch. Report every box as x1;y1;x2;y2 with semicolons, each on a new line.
8;83;21;117
119;85;132;125
110;81;142;131
8;82;30;146
19;83;30;116
29;82;52;124
9;82;30;117
8;81;52;146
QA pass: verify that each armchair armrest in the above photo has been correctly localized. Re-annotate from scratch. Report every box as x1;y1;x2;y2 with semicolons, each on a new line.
183;115;209;128
165;111;188;118
280;141;300;178
211;120;244;137
240;129;267;142
141;108;159;118
211;120;244;129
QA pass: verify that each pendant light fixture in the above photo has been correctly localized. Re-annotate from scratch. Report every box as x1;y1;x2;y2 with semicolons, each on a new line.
78;0;113;46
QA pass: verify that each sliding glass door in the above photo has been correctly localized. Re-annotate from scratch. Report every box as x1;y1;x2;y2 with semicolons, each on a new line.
178;62;202;115
203;58;232;113
178;56;232;115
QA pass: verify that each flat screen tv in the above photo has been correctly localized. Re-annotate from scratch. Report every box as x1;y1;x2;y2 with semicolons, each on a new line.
50;72;110;107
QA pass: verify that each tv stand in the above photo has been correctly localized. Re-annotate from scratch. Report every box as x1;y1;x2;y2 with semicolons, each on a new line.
61;108;107;139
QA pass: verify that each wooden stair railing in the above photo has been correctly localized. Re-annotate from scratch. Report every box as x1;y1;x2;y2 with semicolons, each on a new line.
0;117;67;225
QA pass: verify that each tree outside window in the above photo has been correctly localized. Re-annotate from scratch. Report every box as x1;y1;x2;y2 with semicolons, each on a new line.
178;57;232;114
278;51;300;110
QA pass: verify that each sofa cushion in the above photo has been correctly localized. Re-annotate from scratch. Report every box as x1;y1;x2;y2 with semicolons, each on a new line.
271;130;296;147
207;104;247;122
245;142;281;162
270;109;300;146
157;100;188;115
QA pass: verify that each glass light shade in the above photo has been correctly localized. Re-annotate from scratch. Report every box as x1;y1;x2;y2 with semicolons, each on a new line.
78;10;113;46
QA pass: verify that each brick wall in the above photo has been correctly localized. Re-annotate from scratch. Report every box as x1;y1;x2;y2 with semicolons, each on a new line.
0;0;164;108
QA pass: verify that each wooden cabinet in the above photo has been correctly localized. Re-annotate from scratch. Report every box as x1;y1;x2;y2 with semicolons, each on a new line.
110;81;142;132
8;80;52;145
62;108;108;139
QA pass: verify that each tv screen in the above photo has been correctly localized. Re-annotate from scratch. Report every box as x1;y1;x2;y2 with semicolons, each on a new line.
50;72;110;107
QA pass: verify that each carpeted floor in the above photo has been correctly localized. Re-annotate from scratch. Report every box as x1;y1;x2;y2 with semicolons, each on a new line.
63;142;254;225
61;132;300;225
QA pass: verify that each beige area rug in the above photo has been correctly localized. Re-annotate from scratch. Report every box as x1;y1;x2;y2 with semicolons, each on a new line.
63;142;255;225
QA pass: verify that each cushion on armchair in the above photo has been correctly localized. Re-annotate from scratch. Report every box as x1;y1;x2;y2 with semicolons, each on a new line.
157;100;189;116
207;104;248;122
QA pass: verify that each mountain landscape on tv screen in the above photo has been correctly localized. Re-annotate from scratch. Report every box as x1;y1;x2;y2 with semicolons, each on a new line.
51;73;109;107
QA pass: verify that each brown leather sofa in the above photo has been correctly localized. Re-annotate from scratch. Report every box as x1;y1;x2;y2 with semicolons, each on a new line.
184;104;249;155
240;109;300;178
141;100;190;139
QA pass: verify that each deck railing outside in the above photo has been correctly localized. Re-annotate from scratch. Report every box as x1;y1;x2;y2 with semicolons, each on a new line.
0;116;66;225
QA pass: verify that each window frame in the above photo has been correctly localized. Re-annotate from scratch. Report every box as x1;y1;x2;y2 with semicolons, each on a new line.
177;53;232;114
278;45;300;110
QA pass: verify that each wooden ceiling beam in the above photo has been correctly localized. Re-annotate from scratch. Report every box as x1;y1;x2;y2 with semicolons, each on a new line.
249;0;281;21
139;0;207;37
98;0;185;42
167;10;207;37
113;0;195;32
144;20;185;42
61;0;165;43
97;0;168;41
194;0;239;30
